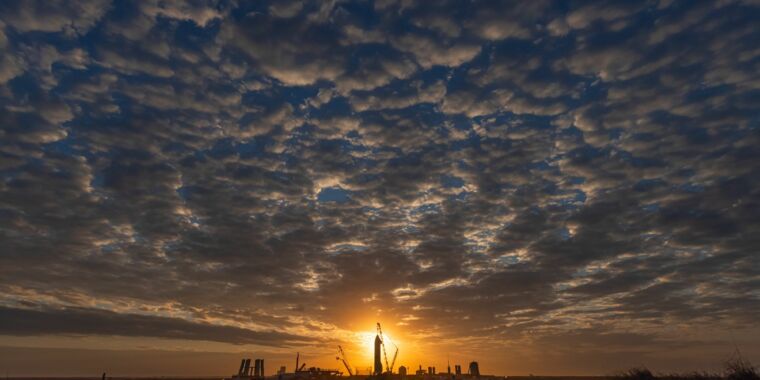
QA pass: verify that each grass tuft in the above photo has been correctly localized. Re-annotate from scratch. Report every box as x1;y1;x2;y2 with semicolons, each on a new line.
619;368;656;380
615;356;758;380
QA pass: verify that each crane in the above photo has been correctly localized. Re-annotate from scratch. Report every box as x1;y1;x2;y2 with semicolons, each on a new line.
376;323;390;373
389;342;399;374
336;345;354;376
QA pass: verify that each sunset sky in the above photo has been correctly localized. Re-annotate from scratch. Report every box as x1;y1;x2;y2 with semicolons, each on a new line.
1;0;759;377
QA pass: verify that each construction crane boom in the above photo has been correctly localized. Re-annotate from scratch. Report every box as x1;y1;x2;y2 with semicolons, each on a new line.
376;323;390;373
389;343;399;373
337;345;354;376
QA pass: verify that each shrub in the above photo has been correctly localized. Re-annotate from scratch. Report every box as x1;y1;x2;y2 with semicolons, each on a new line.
620;367;656;380
724;357;759;380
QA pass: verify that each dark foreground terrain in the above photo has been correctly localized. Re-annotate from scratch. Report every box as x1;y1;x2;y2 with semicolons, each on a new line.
5;360;757;380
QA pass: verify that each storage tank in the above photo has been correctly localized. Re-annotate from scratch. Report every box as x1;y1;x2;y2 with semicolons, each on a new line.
468;362;479;377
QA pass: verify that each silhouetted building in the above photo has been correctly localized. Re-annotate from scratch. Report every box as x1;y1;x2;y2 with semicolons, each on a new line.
455;365;462;376
468;362;479;377
229;358;267;380
374;334;383;375
253;359;264;377
399;366;407;378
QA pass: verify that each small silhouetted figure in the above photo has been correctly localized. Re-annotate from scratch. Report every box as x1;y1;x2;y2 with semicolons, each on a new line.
102;372;106;380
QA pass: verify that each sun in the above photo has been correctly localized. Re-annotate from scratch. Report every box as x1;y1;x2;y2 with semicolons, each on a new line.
357;330;400;364
359;331;377;359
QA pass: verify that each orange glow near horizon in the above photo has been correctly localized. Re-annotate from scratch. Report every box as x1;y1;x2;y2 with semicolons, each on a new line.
337;323;413;374
358;330;400;363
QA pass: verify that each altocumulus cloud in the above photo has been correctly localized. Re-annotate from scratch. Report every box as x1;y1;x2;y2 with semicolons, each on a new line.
0;0;759;373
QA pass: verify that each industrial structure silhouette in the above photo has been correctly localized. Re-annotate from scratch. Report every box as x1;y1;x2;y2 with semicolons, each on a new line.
225;323;491;380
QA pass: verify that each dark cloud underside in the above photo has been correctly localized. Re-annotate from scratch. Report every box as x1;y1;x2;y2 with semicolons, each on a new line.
0;306;311;346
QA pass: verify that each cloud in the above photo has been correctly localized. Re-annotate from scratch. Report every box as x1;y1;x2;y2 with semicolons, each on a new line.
218;12;347;86
350;80;446;111
140;0;222;27
391;33;481;68
0;0;110;35
464;1;547;41
0;53;24;85
269;0;304;19
334;52;418;93
0;305;311;346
